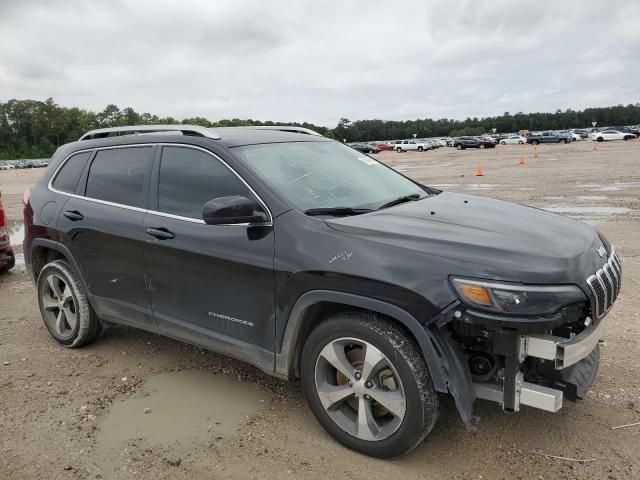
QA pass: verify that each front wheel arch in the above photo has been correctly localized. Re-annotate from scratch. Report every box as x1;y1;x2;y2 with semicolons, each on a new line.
276;291;448;391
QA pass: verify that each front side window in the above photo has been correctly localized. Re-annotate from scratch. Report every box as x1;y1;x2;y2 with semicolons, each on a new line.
52;151;91;193
235;141;426;212
85;147;153;208
157;146;253;219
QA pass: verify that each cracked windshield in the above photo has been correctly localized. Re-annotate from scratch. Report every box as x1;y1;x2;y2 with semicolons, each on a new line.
236;142;425;212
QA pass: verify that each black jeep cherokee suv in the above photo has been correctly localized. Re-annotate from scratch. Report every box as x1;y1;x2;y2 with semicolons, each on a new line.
24;125;621;458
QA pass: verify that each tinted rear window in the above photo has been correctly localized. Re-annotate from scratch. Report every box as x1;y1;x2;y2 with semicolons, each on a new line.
52;152;91;193
85;147;153;208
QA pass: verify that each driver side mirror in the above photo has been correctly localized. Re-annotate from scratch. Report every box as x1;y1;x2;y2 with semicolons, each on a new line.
202;196;267;225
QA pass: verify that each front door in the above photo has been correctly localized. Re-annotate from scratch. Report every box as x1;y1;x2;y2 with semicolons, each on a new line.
143;145;275;367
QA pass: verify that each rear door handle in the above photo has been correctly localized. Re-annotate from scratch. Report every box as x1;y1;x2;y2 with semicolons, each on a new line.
146;227;175;240
63;210;84;221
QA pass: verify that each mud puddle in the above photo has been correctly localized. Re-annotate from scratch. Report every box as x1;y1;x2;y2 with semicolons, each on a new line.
7;220;24;246
576;195;608;201
579;181;640;192
97;370;267;449
542;205;632;224
542;206;632;215
94;370;267;475
465;183;501;191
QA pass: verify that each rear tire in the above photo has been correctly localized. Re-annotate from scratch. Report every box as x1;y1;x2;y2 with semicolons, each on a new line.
301;312;439;458
500;141;506;145
479;144;485;149
36;260;102;348
597;137;604;142
418;146;423;152
531;140;539;145
455;144;463;150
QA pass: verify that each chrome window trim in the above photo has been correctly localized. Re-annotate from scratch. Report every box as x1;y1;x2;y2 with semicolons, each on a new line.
47;143;274;227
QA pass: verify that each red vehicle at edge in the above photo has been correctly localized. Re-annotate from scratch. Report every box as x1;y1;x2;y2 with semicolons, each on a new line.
374;143;394;151
0;190;16;273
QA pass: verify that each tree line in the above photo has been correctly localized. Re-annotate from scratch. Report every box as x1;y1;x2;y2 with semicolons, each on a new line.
1;98;639;159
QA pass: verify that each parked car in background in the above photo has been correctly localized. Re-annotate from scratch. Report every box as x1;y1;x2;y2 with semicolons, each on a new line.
395;139;428;152
374;143;394;151
0;190;15;273
527;131;572;145
612;126;640;137
499;134;527;145
453;136;481;149
571;129;589;139
590;130;637;142
562;131;582;141
349;143;381;154
477;136;497;148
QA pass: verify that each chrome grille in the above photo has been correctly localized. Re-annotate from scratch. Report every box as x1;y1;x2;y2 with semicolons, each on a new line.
586;247;622;320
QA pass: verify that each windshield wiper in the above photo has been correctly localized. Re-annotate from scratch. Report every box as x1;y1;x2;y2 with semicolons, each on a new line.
376;193;423;210
304;207;374;217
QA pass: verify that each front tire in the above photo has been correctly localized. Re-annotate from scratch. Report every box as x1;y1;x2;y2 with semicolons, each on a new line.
455;144;463;150
418;146;423;152
479;144;486;149
37;260;102;348
301;312;439;458
531;140;539;145
597;137;604;142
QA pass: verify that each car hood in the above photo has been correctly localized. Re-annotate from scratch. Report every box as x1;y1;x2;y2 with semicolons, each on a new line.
326;192;606;286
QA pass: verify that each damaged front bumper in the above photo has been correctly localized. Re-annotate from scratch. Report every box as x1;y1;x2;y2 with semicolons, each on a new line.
474;316;606;413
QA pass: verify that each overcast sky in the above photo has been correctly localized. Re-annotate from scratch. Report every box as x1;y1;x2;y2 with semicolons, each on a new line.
1;0;638;126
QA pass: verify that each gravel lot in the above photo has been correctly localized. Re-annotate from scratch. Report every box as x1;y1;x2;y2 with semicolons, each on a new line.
1;140;639;479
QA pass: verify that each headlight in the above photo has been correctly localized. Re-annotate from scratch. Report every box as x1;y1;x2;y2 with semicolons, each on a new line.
450;277;586;316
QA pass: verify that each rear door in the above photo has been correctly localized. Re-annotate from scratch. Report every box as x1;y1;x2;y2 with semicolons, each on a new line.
143;145;276;366
55;145;155;329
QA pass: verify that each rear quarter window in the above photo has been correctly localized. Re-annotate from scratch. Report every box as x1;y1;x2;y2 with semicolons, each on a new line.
51;152;92;193
85;147;153;208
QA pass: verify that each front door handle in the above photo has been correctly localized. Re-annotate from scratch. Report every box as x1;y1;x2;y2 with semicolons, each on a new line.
63;210;84;221
146;227;175;240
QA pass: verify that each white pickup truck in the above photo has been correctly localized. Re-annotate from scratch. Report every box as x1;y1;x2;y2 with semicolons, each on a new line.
394;139;428;152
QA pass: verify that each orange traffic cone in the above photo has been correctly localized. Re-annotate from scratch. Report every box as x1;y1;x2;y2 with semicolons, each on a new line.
475;163;484;176
533;146;539;157
519;154;525;165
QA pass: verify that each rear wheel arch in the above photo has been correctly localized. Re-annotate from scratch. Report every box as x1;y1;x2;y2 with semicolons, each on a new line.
30;239;86;289
276;290;447;393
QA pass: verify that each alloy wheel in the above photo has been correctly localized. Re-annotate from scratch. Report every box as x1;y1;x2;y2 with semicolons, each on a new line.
41;273;77;337
314;337;406;441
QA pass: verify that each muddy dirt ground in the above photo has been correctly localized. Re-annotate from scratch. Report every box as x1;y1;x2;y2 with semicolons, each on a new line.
1;140;639;479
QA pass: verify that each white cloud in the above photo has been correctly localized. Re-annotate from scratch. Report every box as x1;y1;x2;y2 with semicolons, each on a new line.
0;0;638;126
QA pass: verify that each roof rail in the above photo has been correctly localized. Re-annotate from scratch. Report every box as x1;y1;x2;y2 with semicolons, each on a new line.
220;126;323;136
79;125;221;141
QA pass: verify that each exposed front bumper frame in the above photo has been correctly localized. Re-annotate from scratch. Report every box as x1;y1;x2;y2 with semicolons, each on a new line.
526;316;607;370
474;316;607;413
